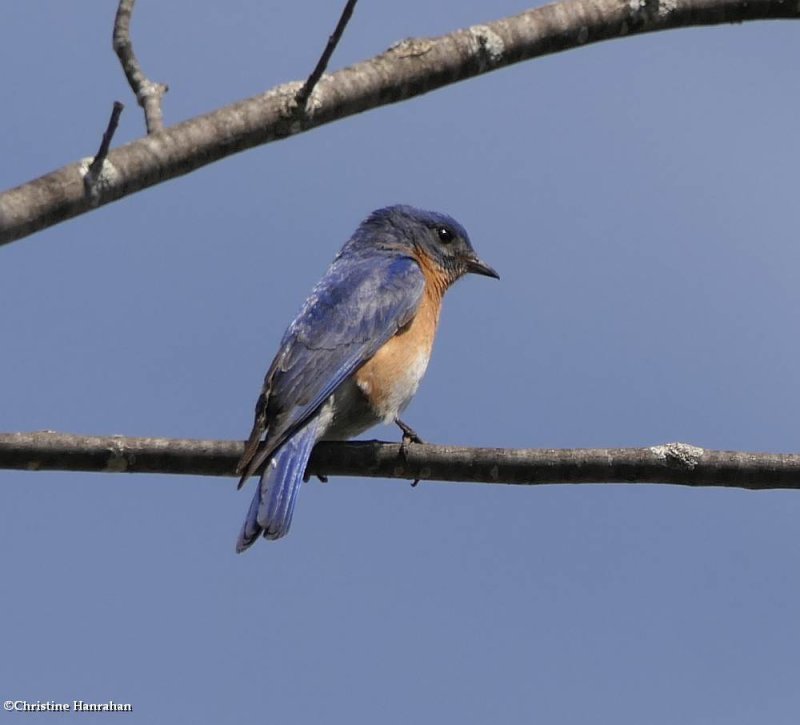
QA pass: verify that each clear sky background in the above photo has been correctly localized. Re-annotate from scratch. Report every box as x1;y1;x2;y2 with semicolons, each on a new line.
2;1;799;722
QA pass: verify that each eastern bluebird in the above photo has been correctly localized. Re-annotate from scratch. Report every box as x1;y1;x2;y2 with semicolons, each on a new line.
236;205;498;551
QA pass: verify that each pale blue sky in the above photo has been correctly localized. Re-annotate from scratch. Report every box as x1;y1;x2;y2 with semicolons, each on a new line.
2;2;800;722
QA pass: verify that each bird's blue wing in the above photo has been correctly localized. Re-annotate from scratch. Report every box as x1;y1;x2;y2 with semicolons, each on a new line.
237;253;425;484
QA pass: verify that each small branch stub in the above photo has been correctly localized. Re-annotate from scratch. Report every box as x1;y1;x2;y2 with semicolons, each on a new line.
84;101;124;198
295;0;359;109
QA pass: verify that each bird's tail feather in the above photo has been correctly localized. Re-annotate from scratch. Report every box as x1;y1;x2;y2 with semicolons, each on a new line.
236;419;320;552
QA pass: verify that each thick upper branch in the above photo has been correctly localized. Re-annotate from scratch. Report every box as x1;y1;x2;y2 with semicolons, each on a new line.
2;432;799;490
1;0;797;245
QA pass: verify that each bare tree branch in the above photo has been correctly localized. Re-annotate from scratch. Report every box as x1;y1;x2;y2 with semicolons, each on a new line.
1;0;797;246
2;432;799;490
112;0;168;133
296;0;359;108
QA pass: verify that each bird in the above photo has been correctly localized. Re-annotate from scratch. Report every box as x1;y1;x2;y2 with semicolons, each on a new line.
235;204;498;551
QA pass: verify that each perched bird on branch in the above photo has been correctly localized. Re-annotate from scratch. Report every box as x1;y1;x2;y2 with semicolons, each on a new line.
236;205;498;551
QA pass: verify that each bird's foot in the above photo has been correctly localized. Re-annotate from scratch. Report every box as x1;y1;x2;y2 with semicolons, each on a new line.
395;418;423;487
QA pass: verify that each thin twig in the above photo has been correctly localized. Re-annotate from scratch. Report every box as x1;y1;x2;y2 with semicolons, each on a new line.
85;101;125;193
112;0;168;133
296;0;359;108
2;0;799;244
2;432;800;491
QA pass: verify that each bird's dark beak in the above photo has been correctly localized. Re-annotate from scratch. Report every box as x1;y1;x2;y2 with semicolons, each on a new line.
465;255;500;279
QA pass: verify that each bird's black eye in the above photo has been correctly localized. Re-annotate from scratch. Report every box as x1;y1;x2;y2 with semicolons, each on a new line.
436;226;454;244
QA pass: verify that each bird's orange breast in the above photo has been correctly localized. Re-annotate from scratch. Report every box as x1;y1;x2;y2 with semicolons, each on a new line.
354;255;446;423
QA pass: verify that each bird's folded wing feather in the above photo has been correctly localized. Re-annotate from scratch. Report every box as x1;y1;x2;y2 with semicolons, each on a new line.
237;254;425;485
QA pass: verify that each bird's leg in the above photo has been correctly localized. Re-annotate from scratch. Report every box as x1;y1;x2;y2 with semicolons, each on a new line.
395;418;423;487
396;418;424;445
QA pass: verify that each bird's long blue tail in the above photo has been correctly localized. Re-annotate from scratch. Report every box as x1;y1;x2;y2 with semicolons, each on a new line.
236;419;321;552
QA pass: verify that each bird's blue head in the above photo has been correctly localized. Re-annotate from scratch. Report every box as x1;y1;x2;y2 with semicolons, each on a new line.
354;205;499;285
